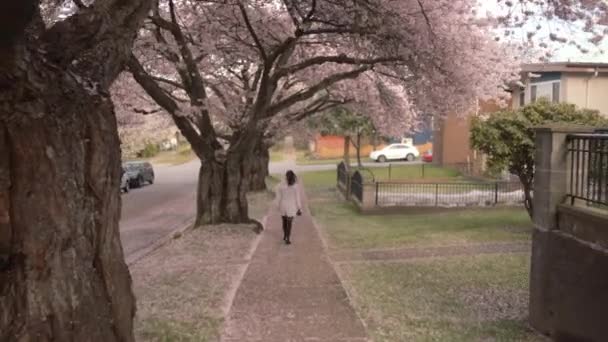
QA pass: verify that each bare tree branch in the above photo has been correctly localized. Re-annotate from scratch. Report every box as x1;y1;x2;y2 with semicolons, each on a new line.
128;54;218;158
152;76;185;89
73;0;87;9
273;55;402;81
267;66;370;117
237;1;267;61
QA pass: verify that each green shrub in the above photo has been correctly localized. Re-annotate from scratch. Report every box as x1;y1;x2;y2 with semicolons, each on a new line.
137;143;160;158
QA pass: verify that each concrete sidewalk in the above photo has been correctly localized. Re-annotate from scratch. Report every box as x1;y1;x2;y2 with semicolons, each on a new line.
222;185;369;342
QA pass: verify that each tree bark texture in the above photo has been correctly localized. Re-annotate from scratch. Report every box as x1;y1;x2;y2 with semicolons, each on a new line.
195;149;255;226
0;57;135;341
343;135;351;169
355;132;362;167
0;1;152;339
249;141;269;192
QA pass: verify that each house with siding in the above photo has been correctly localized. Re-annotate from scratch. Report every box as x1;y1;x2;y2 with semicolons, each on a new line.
433;62;608;171
512;62;608;114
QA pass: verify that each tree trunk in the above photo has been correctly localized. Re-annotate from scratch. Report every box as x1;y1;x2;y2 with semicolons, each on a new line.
249;141;269;192
195;147;255;225
519;175;534;220
0;57;135;340
372;132;377;150
344;135;351;169
355;131;362;167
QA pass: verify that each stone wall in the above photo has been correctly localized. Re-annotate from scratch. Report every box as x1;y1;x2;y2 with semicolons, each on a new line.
529;126;608;342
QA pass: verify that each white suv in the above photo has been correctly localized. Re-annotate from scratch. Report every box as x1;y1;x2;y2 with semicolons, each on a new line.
369;144;420;163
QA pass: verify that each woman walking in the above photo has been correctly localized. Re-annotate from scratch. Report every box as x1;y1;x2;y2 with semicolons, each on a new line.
277;170;302;245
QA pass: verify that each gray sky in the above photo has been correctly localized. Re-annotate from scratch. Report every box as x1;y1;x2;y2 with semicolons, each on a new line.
478;0;608;63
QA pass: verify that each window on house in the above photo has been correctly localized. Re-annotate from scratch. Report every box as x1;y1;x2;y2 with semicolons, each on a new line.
531;85;537;103
519;90;525;107
552;82;560;103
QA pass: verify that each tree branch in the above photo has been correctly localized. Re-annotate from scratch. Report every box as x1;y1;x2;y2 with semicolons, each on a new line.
301;27;374;36
152;76;184;90
73;0;87;9
237;1;267;61
42;0;151;79
287;98;346;122
133;107;163;115
127;55;180;115
305;0;317;20
267;66;371;117
273;55;402;80
128;54;216;158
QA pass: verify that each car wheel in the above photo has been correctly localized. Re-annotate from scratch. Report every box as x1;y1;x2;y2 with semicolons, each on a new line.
123;183;129;193
406;154;415;162
149;176;154;185
378;155;387;163
137;176;144;187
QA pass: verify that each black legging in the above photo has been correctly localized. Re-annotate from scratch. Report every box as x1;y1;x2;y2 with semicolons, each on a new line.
282;216;293;241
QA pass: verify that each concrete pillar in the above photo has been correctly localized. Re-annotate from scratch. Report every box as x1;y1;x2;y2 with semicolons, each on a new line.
359;182;377;212
529;125;595;334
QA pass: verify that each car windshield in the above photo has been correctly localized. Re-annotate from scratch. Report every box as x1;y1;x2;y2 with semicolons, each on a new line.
124;163;142;171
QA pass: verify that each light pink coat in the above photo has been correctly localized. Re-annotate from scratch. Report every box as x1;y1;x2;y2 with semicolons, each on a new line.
277;183;302;217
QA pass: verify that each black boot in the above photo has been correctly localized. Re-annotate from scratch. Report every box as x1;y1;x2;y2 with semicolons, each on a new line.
285;220;292;244
282;216;289;242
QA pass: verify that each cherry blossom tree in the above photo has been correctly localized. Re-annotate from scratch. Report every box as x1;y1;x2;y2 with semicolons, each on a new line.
112;73;176;158
129;0;519;225
0;0;151;340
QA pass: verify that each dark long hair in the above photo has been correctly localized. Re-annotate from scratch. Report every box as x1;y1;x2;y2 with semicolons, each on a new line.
286;170;297;186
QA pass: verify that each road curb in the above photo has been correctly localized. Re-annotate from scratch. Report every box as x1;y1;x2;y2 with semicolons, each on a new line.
126;217;195;267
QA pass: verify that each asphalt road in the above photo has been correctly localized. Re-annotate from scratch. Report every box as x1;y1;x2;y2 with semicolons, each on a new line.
120;161;198;259
120;158;420;260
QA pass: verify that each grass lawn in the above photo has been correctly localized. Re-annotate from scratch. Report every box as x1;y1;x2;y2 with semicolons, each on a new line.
131;190;274;342
366;163;463;181
312;193;531;250
269;149;285;162
299;169;339;189
299;168;540;341
298;169;529;250
340;254;543;342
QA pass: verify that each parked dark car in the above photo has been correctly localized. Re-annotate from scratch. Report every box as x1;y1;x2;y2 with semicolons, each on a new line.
123;161;155;188
120;167;130;193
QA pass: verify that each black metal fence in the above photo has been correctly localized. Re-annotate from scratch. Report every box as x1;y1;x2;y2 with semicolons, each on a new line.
351;171;364;202
374;181;523;207
337;161;348;188
567;133;608;207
